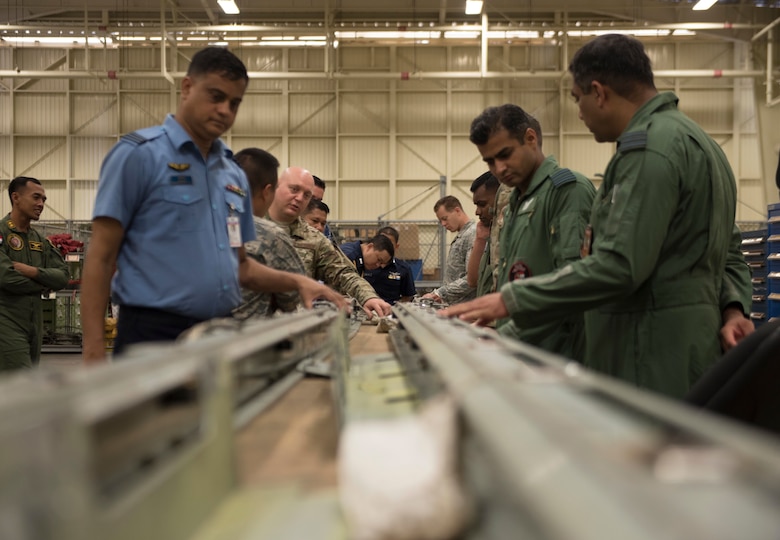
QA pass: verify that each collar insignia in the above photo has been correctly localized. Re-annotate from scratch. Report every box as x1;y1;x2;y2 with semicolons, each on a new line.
226;184;246;198
6;219;16;230
168;162;190;171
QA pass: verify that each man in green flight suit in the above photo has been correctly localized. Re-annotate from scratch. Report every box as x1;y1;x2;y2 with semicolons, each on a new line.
0;176;70;371
443;34;753;399
470;105;596;361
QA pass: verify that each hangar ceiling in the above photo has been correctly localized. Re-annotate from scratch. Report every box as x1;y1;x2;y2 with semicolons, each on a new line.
2;0;779;43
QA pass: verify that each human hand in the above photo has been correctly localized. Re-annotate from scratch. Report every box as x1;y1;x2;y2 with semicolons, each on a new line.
438;292;508;326
297;276;349;312
719;307;754;351
421;292;441;302
475;220;490;241
363;298;392;318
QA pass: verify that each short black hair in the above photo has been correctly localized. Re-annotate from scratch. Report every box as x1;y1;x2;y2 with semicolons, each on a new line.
377;226;399;243
470;171;499;193
368;234;395;259
469;104;543;148
8;176;41;205
434;195;463;213
187;47;248;83
234;148;280;193
569;34;655;99
312;175;326;191
305;198;330;214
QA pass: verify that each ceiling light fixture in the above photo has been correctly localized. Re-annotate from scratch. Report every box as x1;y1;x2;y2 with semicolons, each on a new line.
217;0;240;15
465;0;483;15
692;0;717;11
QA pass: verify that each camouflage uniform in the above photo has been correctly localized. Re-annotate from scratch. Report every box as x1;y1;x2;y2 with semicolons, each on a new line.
272;216;380;306
433;220;477;305
477;184;513;297
0;214;69;371
233;216;305;319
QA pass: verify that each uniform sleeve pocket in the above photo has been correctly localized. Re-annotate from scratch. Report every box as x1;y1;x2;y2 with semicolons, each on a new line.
555;212;588;262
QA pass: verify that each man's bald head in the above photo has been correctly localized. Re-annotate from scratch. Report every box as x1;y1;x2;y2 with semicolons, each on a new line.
269;166;315;223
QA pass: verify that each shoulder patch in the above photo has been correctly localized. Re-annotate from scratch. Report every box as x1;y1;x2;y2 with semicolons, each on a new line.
618;131;647;152
550;168;577;188
120;126;164;146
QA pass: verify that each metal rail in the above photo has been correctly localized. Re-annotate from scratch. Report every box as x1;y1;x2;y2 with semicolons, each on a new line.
391;303;780;540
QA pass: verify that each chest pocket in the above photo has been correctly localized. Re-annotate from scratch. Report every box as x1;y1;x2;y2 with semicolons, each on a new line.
163;185;205;232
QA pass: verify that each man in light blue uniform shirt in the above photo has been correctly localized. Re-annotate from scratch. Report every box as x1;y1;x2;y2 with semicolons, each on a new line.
81;47;344;364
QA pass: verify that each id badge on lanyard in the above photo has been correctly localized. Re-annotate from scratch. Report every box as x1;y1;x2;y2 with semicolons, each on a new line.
227;204;242;248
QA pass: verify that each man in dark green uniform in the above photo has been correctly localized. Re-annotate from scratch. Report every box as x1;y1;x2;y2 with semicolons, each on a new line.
469;105;596;361
0;176;69;371
443;34;753;399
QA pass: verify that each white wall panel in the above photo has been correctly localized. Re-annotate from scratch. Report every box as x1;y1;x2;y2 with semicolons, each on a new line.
339;47;391;70
289;138;336;180
288;80;335;92
340;137;388;180
289;94;336;135
678;89;733;132
39;180;68;219
451;91;503;134
393;181;441;220
736;178;768;221
289;48;325;71
505;88;560;133
232;93;284;135
451;137;484;180
71;137;116;179
338;182;389;221
397;136;445;179
739;134;761;179
71;95;118;135
450;46;481;71
0;136;10;180
562;136;615;179
15;94;68;135
121;79;172;91
72;180;100;221
397;93;446;133
14;49;67;92
339;93;389;133
508;43;560;71
238;49;283;71
15;137;67;179
231;137;283;157
120;92;172;133
0;93;10;133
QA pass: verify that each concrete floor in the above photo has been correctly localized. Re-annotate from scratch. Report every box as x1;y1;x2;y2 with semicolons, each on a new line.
40;352;85;369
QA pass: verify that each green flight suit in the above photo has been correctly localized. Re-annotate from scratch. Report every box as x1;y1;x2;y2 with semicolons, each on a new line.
496;156;596;361
0;214;69;371
272;217;380;307
499;92;752;398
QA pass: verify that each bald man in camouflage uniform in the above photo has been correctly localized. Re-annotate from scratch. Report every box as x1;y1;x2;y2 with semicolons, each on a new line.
0;176;69;371
268;166;392;318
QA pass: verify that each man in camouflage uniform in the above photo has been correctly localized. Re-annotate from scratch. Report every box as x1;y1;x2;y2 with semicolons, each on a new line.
466;172;502;297
268;166;392;318
232;148;306;319
0;176;69;371
423;195;476;305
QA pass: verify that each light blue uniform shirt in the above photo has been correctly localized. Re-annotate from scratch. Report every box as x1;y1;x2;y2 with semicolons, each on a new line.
94;114;256;319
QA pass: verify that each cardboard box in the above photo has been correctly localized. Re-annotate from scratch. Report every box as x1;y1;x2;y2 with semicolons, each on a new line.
392;223;420;260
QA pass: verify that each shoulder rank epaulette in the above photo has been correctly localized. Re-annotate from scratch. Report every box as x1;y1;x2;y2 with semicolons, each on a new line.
550;168;577;188
120;126;163;146
618;131;648;152
121;131;149;145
